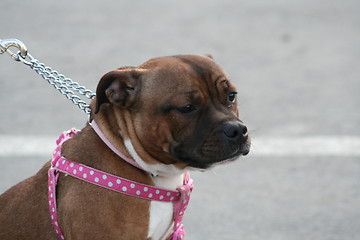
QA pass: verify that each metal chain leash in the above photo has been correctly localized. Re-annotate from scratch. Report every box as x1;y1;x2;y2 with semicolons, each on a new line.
0;39;95;115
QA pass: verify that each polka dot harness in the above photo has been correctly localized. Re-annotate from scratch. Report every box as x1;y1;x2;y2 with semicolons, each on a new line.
48;128;193;240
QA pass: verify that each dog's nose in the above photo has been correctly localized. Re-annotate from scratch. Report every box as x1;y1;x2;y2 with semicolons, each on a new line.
223;122;248;140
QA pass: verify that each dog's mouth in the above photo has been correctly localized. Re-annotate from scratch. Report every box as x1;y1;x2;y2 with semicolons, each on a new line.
171;140;251;169
211;142;251;166
199;132;251;167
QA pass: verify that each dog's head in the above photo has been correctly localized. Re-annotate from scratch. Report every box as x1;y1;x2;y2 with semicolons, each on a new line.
94;55;250;171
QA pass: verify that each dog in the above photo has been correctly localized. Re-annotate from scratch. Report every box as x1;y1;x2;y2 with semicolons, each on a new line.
0;54;250;240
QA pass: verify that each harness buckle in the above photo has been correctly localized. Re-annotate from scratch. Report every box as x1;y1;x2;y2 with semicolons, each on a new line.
0;39;28;61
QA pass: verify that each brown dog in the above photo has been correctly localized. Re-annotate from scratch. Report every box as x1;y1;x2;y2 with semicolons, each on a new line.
0;54;250;240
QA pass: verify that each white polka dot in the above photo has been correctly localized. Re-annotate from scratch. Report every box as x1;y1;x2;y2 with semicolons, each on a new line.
148;193;153;198
102;175;107;180
143;187;148;192
122;186;127;192
167;192;171;196
83;173;87;179
136;190;141;195
52;208;55;212
62;160;66;165
156;190;160;194
95;177;99;183
130;183;135;188
170;197;174;201
55;221;58;226
116;179;121;184
90;170;94;175
56;162;59;167
70;163;74;168
61;236;65;240
180;211;183;215
50;193;53;198
49;201;51;205
79;166;83;171
108;182;113;187
160;195;164;200
73;169;77;175
183;200;187;204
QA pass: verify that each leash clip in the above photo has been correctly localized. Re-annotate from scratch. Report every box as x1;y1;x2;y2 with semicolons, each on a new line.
0;39;28;61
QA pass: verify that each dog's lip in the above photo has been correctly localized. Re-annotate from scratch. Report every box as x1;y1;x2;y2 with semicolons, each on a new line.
217;145;251;164
204;149;242;168
241;146;250;156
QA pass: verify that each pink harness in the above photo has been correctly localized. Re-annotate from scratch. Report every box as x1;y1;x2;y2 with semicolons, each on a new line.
48;126;193;240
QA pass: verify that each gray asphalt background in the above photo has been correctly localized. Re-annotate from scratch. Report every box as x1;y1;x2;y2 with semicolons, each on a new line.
1;0;359;239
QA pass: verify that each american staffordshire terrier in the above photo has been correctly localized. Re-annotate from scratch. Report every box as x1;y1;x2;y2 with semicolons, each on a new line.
0;54;250;240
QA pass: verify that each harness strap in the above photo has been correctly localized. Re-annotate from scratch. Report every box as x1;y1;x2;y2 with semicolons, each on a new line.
48;129;193;240
168;178;193;240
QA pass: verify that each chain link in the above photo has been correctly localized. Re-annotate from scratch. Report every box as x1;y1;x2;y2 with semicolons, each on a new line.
1;39;95;116
23;55;96;115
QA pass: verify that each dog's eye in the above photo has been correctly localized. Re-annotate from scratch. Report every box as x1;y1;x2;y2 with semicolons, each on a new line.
227;92;237;103
176;104;197;114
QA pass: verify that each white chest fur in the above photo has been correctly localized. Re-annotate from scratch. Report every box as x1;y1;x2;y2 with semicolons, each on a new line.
148;174;184;239
123;139;186;239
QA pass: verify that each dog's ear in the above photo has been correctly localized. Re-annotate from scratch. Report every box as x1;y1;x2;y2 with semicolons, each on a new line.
203;54;214;60
94;69;142;114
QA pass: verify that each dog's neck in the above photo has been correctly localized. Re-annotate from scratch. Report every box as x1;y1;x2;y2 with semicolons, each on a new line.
90;107;188;179
90;119;185;180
